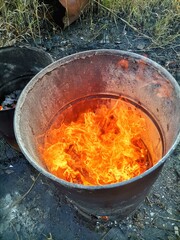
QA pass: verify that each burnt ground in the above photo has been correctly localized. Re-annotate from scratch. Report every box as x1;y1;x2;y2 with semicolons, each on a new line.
0;15;180;240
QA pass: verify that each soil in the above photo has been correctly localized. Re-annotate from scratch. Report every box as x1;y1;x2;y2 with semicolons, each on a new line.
0;14;180;240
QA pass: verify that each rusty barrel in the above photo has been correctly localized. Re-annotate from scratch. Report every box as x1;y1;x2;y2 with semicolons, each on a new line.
14;50;180;220
0;46;53;149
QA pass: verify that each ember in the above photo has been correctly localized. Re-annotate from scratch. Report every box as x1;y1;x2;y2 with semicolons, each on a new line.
39;97;160;186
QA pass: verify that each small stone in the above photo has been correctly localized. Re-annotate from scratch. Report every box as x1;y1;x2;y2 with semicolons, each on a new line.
150;212;155;217
113;220;118;226
61;40;68;45
115;37;121;44
5;169;14;174
122;29;127;35
107;221;114;227
167;208;172;215
136;41;146;50
174;226;179;236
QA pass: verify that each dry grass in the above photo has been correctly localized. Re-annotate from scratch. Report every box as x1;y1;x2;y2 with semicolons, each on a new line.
99;0;180;46
0;0;179;47
0;0;55;46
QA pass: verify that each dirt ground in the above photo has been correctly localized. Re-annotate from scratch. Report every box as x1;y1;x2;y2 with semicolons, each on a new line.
0;15;180;240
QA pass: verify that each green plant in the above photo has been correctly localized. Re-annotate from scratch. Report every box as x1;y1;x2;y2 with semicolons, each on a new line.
0;0;179;47
98;0;180;46
0;0;54;46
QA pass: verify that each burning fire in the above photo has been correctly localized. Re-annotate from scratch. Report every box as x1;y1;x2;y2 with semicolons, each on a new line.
0;105;2;110
39;99;153;186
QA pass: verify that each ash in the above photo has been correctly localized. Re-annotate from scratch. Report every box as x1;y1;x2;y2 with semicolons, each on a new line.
1;90;21;109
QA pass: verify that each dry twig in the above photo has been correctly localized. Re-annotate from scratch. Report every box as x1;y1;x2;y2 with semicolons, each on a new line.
93;0;159;46
9;172;41;209
10;222;20;240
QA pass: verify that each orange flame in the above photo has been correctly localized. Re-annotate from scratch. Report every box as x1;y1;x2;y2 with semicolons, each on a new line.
39;99;153;186
0;105;3;110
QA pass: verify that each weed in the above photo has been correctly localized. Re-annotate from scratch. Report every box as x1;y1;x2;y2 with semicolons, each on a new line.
0;0;55;46
99;0;180;46
0;0;179;47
